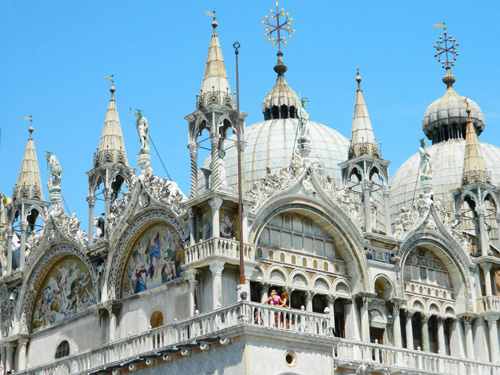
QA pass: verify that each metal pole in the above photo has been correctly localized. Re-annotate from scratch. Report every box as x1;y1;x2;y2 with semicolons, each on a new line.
233;41;245;286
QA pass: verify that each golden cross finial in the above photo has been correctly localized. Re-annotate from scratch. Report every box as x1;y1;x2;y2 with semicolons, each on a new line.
261;1;295;51
433;23;459;69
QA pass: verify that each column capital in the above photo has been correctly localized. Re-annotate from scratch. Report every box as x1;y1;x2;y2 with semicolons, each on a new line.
405;308;416;318
305;290;314;298
188;143;200;154
209;197;223;211
187;207;198;218
480;263;493;272
327;294;337;304
475;205;486;216
183;269;200;283
260;281;271;290
460;316;474;326
209;260;225;275
87;196;97;206
210;134;219;146
484;314;499;326
18;221;28;231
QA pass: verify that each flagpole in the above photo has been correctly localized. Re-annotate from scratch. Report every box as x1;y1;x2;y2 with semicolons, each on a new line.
233;41;245;289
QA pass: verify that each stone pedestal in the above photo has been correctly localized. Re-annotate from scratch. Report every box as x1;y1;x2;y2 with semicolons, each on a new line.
137;150;151;170
298;138;311;158
48;187;62;204
420;178;433;203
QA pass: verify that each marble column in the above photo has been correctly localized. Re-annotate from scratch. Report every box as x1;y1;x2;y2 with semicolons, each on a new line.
107;301;122;342
87;196;96;244
362;181;372;233
305;291;313;312
5;342;15;373
184;269;200;316
6;229;13;274
188;209;196;246
103;188;112;223
481;263;493;297
327;295;336;331
421;313;430;352
476;206;490;257
383;186;392;236
392;303;402;347
437;316;446;355
17;338;29;371
450;318;465;358
241;204;250;243
209;198;223;239
344;300;361;341
0;346;6;374
360;297;371;342
485;315;500;363
210;135;221;190
462;317;475;360
188;143;199;198
210;261;225;309
405;310;414;350
19;221;27;269
260;282;270;303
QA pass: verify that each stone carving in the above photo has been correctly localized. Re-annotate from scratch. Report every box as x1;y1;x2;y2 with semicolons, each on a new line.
140;170;187;215
46;152;62;190
247;150;305;208
136;110;150;152
107;195;126;231
41;203;87;246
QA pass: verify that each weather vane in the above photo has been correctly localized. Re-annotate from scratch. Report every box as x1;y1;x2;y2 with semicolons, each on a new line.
433;23;459;69
261;0;295;51
104;74;114;84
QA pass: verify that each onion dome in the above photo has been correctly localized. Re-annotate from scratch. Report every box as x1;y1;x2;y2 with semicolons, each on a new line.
262;52;300;120
422;68;484;144
13;124;44;201
95;85;128;167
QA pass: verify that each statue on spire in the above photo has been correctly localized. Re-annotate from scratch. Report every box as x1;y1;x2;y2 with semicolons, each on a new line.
135;110;150;153
419;138;432;180
298;98;311;140
46;152;62;190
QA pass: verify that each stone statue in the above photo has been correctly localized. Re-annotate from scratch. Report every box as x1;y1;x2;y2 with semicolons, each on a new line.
46;152;62;189
418;138;432;180
136;110;150;152
297;98;311;141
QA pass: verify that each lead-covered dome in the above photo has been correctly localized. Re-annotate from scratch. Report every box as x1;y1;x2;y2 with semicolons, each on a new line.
198;119;349;193
422;69;484;144
390;139;500;217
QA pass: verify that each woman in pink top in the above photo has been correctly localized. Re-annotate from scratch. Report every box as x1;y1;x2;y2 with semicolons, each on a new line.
264;289;281;305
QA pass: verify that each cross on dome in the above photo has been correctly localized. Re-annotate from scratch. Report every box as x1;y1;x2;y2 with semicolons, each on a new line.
261;0;295;51
433;23;459;69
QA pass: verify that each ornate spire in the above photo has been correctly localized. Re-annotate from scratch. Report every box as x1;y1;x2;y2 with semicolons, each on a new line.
95;83;128;168
462;100;489;185
348;69;379;159
198;15;233;109
13;121;44;201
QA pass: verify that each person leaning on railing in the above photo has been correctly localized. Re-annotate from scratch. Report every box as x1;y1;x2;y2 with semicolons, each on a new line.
279;291;292;329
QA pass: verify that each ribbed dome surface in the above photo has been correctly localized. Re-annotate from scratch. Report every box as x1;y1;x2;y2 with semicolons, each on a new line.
198;119;349;193
422;71;485;144
389;139;500;217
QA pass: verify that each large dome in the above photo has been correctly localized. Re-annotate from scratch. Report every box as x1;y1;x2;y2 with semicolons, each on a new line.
198;119;349;193
390;139;500;217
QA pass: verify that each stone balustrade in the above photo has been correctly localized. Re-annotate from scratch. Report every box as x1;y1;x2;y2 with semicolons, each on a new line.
184;237;254;265
477;295;500;312
334;339;500;375
15;301;500;375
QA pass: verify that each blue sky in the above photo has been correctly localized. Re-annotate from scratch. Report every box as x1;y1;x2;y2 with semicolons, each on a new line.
1;1;499;228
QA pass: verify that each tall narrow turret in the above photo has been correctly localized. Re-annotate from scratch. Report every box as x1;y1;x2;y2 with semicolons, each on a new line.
348;70;379;159
462;101;488;185
13;124;44;201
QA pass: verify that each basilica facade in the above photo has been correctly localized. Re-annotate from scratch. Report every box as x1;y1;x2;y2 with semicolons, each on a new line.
0;13;499;375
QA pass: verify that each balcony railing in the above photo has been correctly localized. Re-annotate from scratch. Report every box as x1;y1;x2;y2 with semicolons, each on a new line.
17;301;500;375
335;339;500;375
184;237;254;265
477;295;500;312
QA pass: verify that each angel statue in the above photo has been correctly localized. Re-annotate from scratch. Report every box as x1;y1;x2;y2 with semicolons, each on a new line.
135;110;150;152
46;152;62;189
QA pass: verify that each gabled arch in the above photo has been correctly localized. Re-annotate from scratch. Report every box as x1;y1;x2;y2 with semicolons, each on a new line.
18;243;97;333
289;269;311;289
312;273;332;294
398;231;474;314
265;264;290;285
105;209;189;300
249;194;370;293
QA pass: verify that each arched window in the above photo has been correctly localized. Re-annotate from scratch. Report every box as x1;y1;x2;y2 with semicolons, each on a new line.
150;311;164;329
55;340;70;359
